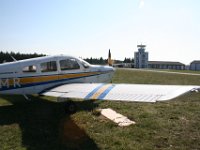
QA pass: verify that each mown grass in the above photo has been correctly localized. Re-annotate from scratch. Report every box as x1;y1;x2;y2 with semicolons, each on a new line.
0;68;200;150
147;69;200;74
113;68;200;85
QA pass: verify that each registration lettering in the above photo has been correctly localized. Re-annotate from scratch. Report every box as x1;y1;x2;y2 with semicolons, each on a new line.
0;78;21;89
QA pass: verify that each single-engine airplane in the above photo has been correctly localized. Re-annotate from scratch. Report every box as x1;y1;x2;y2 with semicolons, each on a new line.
0;55;199;113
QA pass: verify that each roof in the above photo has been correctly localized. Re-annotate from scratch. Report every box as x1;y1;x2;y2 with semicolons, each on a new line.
0;55;78;66
190;60;200;64
0;55;79;73
137;44;146;48
148;61;185;66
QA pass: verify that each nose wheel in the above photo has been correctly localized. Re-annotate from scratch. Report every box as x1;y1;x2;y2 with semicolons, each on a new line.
64;101;77;114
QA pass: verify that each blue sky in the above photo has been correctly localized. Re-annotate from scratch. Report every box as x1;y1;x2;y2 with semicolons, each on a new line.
0;0;200;64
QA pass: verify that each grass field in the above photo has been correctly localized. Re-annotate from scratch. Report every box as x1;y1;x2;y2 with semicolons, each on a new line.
142;69;200;74
0;68;200;150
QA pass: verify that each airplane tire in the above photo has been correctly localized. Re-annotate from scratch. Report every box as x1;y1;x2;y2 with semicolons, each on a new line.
64;101;77;114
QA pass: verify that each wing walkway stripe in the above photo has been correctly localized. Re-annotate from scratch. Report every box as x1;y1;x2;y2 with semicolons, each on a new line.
84;84;104;99
90;84;111;99
98;85;115;99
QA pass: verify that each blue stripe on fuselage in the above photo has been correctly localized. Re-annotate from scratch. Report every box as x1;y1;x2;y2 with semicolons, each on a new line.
0;71;112;91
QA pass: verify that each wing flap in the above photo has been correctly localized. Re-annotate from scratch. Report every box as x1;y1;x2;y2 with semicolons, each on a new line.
42;83;199;102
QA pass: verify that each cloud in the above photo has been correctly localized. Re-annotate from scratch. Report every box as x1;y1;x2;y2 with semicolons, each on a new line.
139;0;145;9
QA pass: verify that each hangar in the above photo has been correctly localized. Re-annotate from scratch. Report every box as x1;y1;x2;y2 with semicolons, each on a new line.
190;60;200;71
148;61;185;70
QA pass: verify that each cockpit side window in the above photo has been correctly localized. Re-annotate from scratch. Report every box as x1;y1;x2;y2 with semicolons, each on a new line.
22;65;37;73
40;61;57;72
59;59;80;71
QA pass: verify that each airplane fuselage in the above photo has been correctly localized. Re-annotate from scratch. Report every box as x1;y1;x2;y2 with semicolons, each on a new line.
0;55;115;95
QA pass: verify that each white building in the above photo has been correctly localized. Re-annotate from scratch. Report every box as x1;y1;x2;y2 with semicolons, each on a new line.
134;44;148;68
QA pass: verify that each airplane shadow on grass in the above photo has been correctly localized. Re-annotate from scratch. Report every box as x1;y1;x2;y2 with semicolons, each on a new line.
0;95;99;150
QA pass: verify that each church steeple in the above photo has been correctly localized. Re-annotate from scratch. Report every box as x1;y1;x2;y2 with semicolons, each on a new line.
108;49;112;66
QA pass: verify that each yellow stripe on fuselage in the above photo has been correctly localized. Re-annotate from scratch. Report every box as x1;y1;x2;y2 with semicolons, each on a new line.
20;75;58;84
9;72;100;86
58;72;98;81
90;84;111;99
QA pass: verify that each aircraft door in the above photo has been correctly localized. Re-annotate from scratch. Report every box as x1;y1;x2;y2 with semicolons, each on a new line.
21;64;38;94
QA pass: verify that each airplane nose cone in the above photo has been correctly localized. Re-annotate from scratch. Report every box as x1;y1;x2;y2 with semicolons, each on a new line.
91;65;115;83
110;66;115;72
104;66;115;72
92;65;115;73
111;66;116;72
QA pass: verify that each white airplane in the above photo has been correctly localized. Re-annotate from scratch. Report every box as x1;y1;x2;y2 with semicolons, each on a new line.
0;55;199;113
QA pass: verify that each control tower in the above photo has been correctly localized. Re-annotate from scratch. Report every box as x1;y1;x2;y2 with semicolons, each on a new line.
134;44;148;68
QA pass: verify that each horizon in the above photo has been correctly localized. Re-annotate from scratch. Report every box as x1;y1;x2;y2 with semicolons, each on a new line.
0;50;197;66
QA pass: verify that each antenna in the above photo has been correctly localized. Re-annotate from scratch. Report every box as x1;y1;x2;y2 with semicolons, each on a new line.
10;55;17;62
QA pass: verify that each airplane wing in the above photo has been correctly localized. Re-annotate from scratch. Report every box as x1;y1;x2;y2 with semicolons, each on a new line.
42;83;200;102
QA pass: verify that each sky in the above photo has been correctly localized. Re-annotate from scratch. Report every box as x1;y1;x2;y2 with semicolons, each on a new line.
0;0;200;64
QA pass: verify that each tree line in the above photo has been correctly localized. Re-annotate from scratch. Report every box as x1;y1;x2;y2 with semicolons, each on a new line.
0;51;134;64
84;57;134;65
84;57;108;65
0;51;45;63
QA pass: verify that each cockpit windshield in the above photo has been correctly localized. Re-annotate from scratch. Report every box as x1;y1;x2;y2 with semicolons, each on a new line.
81;60;90;68
78;58;91;69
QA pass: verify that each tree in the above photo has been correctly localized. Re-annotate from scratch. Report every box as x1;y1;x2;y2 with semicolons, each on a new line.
0;51;45;63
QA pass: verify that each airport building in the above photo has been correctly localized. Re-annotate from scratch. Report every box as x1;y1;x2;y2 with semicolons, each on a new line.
115;44;197;71
133;44;187;70
148;61;185;70
190;60;200;71
134;44;148;68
